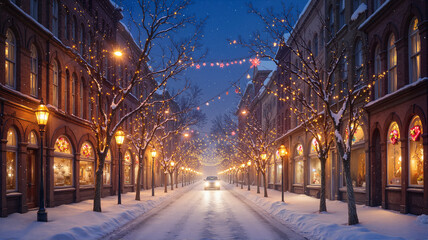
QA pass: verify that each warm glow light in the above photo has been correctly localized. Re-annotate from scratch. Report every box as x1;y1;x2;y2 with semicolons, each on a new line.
115;129;125;146
184;133;190;137
170;161;175;166
113;51;123;57
241;110;247;115
151;148;157;157
247;160;251;166
261;152;267;160
278;145;287;157
35;99;49;127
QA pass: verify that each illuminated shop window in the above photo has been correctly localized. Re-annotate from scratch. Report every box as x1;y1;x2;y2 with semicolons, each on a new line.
6;128;18;191
79;142;95;186
387;122;401;185
103;150;112;185
124;151;132;185
294;144;304;184
309;138;321;185
28;131;38;145
409;116;423;186
54;136;74;187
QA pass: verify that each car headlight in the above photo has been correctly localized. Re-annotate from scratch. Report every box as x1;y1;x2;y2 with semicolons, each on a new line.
215;181;220;187
205;182;209;187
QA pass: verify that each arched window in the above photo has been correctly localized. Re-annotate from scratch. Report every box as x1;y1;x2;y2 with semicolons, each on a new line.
409;17;420;83
30;0;38;21
103;149;112;185
374;45;381;99
309;138;321;185
387;122;401;185
313;34;319;57
124;151;132;185
65;70;69;111
80;24;85;56
30;44;38;97
80;78;84;118
339;0;345;28
6;128;18;191
354;39;363;83
5;29;16;89
28;131;38;146
80;142;95;186
387;34;397;93
409;116;423;186
294;144;304;184
52;60;59;107
72;16;77;41
72;73;77;115
52;0;59;37
345;125;366;187
54;136;74;187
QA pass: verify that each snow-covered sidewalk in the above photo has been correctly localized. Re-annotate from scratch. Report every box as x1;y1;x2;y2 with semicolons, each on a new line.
0;185;195;240
226;183;428;240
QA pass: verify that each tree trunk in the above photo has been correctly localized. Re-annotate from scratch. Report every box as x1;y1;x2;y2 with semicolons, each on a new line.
343;158;359;225
135;150;146;201
170;173;174;190
93;152;106;212
236;173;238;187
164;172;168;193
262;171;268;197
257;171;260;194
319;157;327;212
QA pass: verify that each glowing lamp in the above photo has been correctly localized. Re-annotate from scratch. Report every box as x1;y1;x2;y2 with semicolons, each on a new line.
113;51;123;57
115;129;125;146
247;160;251;166
261;152;267;160
278;145;287;157
151;148;157;157
35;99;49;127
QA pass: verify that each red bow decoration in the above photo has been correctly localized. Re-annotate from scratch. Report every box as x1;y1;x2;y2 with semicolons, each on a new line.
389;129;399;145
410;125;421;141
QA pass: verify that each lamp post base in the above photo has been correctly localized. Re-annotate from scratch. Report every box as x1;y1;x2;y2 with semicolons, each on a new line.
37;210;48;222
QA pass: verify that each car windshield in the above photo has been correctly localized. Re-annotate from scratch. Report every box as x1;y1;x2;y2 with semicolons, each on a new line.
206;176;218;180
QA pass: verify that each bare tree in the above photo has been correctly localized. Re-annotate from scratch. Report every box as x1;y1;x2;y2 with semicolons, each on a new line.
72;0;204;212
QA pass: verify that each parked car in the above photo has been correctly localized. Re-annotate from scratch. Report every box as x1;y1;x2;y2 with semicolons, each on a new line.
204;176;220;190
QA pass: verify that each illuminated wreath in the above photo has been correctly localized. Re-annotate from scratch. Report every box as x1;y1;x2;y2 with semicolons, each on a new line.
389;129;399;145
56;137;69;152
410;125;421;142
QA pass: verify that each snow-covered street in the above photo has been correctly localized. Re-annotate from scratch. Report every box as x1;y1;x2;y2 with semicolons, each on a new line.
114;182;303;240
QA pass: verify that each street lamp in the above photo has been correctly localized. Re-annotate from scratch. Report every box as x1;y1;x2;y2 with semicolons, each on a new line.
115;129;125;204
247;160;251;191
151;148;157;196
35;99;49;222
113;50;123;57
170;161;175;190
240;163;245;189
278;145;287;202
181;167;184;187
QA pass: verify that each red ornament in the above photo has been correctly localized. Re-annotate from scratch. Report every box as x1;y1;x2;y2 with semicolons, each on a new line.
235;88;239;94
410;125;421;141
210;63;214;67
196;64;200;69
203;63;206;66
226;91;229;95
389;129;399;145
220;63;224;68
250;57;261;68
231;131;236;136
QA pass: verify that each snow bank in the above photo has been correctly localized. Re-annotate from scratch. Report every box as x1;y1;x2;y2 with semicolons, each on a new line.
227;184;428;240
416;214;428;224
0;185;194;240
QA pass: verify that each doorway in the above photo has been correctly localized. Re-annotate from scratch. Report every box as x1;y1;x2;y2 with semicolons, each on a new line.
371;130;382;206
26;150;38;208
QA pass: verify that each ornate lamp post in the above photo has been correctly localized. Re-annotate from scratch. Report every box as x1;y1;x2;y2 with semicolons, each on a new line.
35;99;49;222
247;160;251;191
151;148;157;196
260;152;267;193
115;129;125;204
240;163;245;189
278;145;287;202
181;167;184;187
170;161;175;190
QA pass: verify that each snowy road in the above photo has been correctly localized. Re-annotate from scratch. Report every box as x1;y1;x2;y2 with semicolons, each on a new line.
114;182;303;240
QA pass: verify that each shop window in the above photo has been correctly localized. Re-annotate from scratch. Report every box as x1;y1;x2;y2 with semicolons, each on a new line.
309;138;321;185
409;17;420;83
54;136;74;187
5;29;16;89
124;151;132;185
294;144;304;184
79;142;95;186
103;150;112;185
409;116;423;186
387;122;401;185
343;125;366;187
6;128;18;191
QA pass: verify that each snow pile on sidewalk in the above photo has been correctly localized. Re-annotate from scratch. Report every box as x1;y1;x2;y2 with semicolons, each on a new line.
227;184;428;240
0;186;193;240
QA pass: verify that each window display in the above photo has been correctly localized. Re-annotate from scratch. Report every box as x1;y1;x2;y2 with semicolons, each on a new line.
103;150;112;185
294;144;304;184
29;131;38;145
6;128;17;191
387;122;401;185
54;136;74;187
409;116;423;186
309;138;321;185
344;126;366;188
79;142;95;186
124;151;132;185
